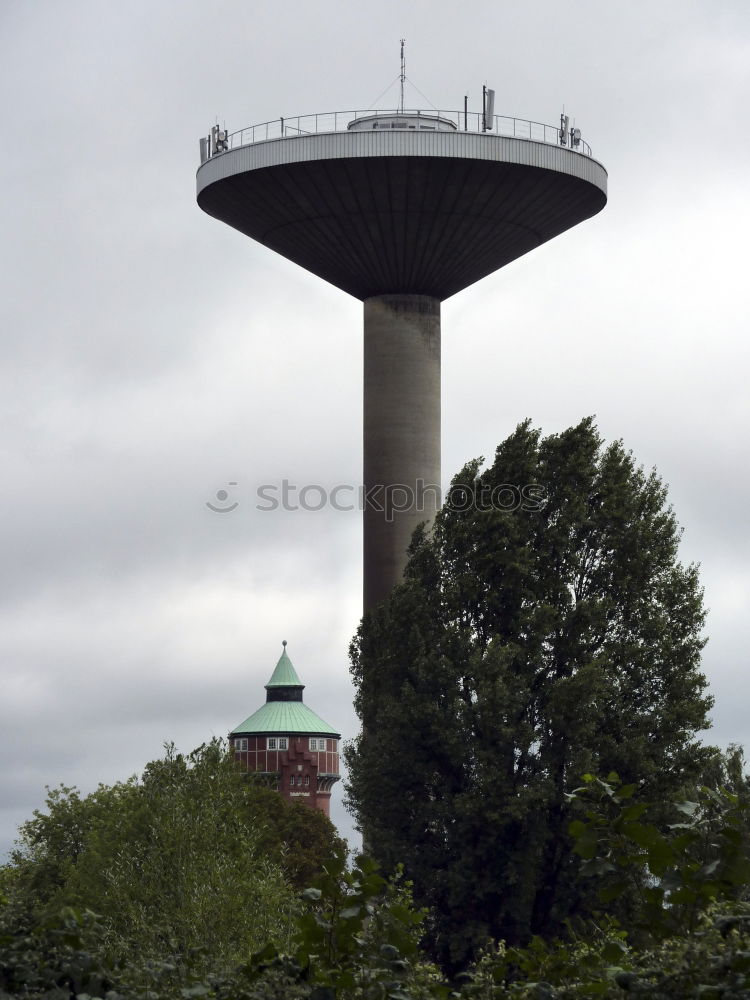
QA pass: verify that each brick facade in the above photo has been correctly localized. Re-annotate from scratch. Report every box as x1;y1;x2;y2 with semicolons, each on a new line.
231;734;340;816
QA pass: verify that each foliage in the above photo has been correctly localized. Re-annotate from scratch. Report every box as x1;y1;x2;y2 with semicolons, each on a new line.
290;850;441;998
455;770;750;997
4;770;750;997
224;849;446;999
4;740;342;978
454;902;750;998
251;787;347;889
567;770;750;941
0;849;445;1000
0;901;115;1000
345;418;714;969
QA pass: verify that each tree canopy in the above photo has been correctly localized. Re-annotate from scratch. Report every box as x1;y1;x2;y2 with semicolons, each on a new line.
3;739;343;973
4;769;750;998
345;417;715;969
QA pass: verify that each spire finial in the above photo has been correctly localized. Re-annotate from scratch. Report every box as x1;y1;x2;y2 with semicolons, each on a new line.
282;639;287;648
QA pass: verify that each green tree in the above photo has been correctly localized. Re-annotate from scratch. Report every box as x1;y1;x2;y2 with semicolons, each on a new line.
1;780;132;912
0;850;448;1000
6;739;343;976
345;418;714;970
250;783;348;890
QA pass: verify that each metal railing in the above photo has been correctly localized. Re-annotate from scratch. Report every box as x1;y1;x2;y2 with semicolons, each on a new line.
202;108;593;160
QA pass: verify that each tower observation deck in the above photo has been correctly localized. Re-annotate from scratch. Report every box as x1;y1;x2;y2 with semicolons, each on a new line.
197;105;607;611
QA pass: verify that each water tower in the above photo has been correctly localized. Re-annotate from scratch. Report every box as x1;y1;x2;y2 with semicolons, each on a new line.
230;642;340;817
196;65;607;612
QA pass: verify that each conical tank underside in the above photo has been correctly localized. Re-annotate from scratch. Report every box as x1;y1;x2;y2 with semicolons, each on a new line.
197;129;607;301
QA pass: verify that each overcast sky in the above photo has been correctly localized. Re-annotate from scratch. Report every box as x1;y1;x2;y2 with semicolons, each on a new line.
1;0;748;858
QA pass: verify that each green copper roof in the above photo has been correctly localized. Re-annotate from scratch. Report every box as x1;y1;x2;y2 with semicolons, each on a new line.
231;700;339;736
265;644;304;689
231;642;339;736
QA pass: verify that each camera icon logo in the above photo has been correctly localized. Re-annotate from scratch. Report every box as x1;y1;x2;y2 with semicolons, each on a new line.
206;482;239;513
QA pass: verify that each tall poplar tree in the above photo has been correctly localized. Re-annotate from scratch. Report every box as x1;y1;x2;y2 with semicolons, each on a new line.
345;418;714;970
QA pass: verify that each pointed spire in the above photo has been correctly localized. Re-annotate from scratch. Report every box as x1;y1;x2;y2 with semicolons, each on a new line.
231;640;340;740
265;642;305;701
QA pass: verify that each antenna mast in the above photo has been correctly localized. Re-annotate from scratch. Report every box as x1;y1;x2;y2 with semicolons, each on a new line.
399;38;405;113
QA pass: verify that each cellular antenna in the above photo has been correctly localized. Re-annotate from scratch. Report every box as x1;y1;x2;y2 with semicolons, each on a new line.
482;84;496;131
399;38;406;113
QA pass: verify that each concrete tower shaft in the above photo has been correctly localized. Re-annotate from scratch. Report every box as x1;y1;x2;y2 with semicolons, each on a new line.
364;295;440;610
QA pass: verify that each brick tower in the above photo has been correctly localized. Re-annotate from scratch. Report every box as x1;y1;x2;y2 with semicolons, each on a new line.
230;642;340;816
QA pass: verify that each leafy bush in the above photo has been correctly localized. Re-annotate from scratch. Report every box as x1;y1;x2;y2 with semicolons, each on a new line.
3;740;342;980
567;771;750;940
0;849;443;1000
